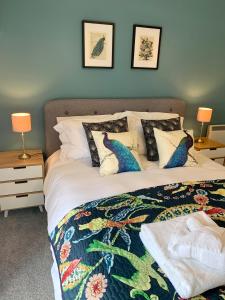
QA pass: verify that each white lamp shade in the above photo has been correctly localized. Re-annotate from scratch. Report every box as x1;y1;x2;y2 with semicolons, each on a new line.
11;113;32;133
197;107;213;123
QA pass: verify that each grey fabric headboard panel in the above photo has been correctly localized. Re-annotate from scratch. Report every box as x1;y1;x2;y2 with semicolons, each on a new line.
44;98;186;157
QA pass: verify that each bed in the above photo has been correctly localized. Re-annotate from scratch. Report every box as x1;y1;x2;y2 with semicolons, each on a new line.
44;98;225;300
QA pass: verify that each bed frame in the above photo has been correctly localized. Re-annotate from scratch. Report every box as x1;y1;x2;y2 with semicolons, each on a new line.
44;98;186;157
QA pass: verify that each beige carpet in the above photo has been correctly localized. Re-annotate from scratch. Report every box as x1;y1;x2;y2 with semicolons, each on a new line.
0;208;54;300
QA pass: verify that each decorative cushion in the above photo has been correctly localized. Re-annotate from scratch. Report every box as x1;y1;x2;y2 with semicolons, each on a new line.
92;131;142;176
82;117;128;167
113;111;183;155
141;117;181;161
153;128;197;168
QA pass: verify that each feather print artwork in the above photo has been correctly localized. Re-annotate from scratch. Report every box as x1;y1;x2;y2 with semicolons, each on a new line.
102;132;141;173
91;36;105;58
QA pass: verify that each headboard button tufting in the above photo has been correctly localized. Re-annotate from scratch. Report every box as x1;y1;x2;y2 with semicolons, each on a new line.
94;111;98;115
64;110;69;115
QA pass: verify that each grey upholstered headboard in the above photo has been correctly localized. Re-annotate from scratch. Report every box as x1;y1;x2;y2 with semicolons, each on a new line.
44;98;186;157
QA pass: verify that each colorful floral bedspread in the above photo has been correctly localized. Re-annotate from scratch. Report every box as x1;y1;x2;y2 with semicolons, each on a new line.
49;180;225;300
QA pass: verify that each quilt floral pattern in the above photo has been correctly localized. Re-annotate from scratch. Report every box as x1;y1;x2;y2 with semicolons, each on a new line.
49;179;225;300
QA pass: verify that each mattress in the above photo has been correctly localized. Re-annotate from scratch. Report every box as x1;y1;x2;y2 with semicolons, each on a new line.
44;151;225;300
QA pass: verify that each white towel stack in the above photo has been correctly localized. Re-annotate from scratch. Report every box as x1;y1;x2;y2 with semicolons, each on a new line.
140;211;225;299
168;215;225;271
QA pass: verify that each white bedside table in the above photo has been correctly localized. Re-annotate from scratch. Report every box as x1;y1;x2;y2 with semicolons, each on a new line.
0;149;44;217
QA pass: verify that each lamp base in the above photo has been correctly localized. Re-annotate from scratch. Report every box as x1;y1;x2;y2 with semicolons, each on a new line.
18;153;31;160
197;138;204;143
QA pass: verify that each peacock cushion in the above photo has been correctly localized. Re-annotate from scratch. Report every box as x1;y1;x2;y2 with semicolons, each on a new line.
91;131;143;176
141;117;181;161
153;128;197;168
82;117;128;167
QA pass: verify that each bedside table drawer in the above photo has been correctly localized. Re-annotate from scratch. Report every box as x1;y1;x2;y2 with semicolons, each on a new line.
0;179;43;196
0;193;44;211
0;165;43;182
199;148;225;159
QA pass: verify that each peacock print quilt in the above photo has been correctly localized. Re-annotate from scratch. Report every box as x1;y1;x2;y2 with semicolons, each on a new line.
49;179;225;300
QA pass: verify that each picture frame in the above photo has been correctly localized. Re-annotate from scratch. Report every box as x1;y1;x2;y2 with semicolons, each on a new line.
82;20;115;68
131;24;162;69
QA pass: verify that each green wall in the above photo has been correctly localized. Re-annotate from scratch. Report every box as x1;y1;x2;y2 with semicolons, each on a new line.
1;0;225;152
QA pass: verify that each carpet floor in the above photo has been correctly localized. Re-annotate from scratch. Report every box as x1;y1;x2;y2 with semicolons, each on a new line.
0;207;54;300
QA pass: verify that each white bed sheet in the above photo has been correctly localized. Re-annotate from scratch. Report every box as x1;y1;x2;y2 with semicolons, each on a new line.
44;150;225;234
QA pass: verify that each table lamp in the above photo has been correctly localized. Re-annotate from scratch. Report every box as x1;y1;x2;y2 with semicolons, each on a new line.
11;113;32;159
196;107;213;143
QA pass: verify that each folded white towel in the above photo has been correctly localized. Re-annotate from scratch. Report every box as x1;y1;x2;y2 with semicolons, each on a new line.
140;211;225;299
187;216;225;240
168;214;225;270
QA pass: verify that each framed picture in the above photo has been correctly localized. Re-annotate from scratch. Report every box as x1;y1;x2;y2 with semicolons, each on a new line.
131;24;162;69
82;20;115;68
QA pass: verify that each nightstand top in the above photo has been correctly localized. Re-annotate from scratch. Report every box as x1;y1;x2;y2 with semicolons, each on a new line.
194;138;225;151
0;149;43;169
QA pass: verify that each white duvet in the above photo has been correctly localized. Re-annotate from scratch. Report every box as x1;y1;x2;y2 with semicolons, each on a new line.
44;150;225;234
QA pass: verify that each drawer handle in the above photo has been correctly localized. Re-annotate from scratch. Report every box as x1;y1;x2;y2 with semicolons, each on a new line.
209;148;217;151
13;166;26;169
16;194;28;198
15;180;28;184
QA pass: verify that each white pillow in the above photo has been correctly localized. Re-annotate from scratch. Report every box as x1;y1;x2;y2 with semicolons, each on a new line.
92;131;143;176
58;132;69;144
59;143;90;161
125;111;182;120
113;111;183;155
55;115;114;142
153;128;197;168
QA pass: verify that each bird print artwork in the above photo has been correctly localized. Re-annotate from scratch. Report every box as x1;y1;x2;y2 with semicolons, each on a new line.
102;132;141;173
165;130;194;169
91;36;105;58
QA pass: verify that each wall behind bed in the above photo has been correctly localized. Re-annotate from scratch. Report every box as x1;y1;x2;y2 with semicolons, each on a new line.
0;0;225;151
